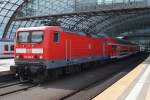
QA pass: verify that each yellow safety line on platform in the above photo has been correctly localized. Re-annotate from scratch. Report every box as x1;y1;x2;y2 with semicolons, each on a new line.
93;63;147;100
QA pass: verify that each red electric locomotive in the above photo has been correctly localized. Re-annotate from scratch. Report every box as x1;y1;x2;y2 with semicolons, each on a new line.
10;26;139;81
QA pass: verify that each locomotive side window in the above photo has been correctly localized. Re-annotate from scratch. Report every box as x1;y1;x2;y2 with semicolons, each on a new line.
31;31;43;43
10;45;14;51
54;32;60;43
112;45;117;50
4;45;9;51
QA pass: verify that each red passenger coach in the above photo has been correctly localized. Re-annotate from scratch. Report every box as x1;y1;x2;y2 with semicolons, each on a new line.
105;37;139;59
11;26;139;81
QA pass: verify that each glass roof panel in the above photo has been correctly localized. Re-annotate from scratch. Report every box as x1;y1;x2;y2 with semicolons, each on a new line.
0;0;149;39
0;0;23;38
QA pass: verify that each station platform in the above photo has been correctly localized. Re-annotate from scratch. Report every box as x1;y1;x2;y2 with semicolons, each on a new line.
0;59;14;76
93;55;150;100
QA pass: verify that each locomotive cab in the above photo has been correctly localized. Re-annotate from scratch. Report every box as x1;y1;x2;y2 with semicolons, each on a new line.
14;30;45;81
12;26;63;81
16;31;44;60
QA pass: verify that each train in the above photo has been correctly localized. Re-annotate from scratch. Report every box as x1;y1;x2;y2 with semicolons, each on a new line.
10;26;140;82
0;40;14;58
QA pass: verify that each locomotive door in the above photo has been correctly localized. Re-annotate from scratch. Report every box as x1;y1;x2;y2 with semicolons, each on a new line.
102;40;108;57
102;42;106;56
65;40;72;62
112;45;117;57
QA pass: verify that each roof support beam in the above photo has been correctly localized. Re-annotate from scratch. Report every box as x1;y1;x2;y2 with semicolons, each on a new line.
14;7;150;21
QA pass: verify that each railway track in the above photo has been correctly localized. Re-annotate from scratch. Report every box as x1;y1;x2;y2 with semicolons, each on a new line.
58;67;127;100
58;77;106;100
60;68;131;100
0;80;37;96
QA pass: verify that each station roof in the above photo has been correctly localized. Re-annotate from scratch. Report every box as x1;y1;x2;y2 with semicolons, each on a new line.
0;0;150;40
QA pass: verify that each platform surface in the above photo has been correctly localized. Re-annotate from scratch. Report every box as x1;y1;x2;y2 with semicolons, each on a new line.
0;59;14;75
93;55;150;100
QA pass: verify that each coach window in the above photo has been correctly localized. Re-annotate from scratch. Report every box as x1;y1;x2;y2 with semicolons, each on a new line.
4;45;9;51
54;32;60;43
10;45;14;51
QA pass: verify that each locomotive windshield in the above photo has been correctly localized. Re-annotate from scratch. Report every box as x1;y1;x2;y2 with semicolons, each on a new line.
18;32;30;43
18;31;43;43
31;31;43;43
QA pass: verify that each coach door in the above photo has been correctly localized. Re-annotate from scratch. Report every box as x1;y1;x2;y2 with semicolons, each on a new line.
117;45;120;57
65;40;72;62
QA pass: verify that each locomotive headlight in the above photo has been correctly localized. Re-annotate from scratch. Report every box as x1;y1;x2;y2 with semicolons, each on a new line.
39;55;43;59
16;56;19;59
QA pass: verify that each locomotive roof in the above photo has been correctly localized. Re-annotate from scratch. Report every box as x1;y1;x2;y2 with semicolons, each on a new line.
17;26;63;32
18;26;101;38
